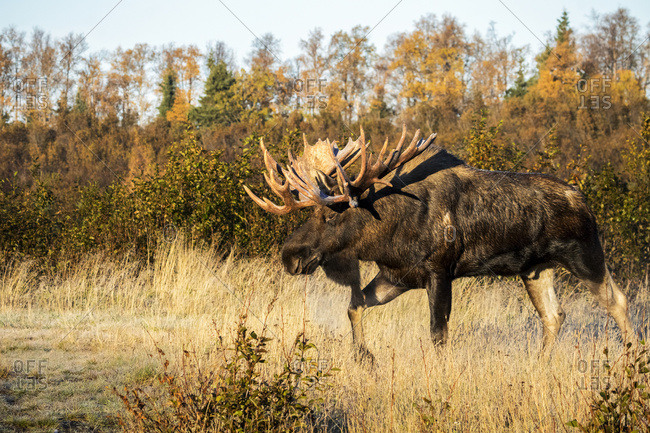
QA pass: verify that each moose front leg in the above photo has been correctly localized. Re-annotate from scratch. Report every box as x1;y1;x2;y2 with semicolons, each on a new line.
320;254;373;362
348;285;372;363
348;274;410;363
426;274;452;346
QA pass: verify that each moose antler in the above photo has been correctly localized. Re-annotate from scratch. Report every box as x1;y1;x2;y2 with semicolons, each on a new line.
244;126;437;215
301;133;365;177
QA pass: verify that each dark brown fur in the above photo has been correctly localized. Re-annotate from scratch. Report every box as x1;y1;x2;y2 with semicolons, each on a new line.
280;145;635;360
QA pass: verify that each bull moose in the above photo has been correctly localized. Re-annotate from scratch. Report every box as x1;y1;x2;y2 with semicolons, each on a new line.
244;127;635;361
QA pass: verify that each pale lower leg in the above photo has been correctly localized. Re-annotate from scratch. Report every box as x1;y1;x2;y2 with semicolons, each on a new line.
585;270;636;344
522;268;565;352
347;274;410;361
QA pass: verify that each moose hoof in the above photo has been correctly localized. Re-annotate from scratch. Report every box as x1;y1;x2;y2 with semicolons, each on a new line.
354;346;375;366
430;329;448;347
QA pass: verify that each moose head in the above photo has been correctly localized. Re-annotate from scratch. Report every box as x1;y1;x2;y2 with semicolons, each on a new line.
244;127;437;277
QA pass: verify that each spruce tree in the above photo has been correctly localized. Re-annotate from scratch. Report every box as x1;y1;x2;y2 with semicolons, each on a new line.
555;10;571;43
158;69;177;118
505;63;532;98
190;59;237;126
537;10;572;67
369;86;393;119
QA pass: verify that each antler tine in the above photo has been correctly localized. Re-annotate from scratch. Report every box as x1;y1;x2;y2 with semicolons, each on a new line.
290;151;342;207
371;137;390;173
260;139;282;175
284;163;350;207
261;166;319;214
416;132;437;155
284;166;327;206
385;125;408;168
305;161;352;205
331;143;352;184
349;127;394;189
336;136;365;171
302;142;354;205
350;126;435;191
395;124;408;152
263;171;290;200
244;185;294;215
247;139;298;215
351;127;369;187
362;137;392;189
245;127;437;215
395;129;422;166
336;138;355;161
395;129;438;168
325;138;356;206
285;172;312;201
287;150;320;196
424;132;438;147
297;161;328;200
244;138;328;215
287;149;316;192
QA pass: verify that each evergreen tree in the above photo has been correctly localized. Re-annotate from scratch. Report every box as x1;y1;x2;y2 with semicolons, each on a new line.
535;10;578;99
537;10;572;67
505;62;533;98
73;92;87;113
158;69;177;118
368;85;393;119
555;10;571;43
190;59;237;126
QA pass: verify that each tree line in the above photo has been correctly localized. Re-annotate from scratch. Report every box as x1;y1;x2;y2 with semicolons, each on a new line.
0;9;648;279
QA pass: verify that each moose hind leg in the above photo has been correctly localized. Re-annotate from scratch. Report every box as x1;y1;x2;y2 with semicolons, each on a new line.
521;267;565;352
425;274;452;346
583;270;635;344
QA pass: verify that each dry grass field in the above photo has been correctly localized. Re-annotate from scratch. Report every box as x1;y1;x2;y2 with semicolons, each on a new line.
0;238;648;432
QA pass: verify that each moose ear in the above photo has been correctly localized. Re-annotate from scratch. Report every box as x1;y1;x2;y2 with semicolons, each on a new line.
312;169;339;193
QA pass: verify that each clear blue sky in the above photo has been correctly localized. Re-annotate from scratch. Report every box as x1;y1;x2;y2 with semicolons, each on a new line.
2;0;648;67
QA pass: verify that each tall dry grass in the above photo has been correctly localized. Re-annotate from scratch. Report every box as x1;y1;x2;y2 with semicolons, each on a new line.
0;237;648;432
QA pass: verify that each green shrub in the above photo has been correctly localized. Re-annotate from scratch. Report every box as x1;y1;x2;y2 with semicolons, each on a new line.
579;116;650;277
0;128;308;267
0;177;62;263
463;111;524;171
567;341;650;432
0;117;647;278
114;317;333;432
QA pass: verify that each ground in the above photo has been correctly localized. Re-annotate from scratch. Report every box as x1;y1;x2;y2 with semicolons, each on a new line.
0;240;648;432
